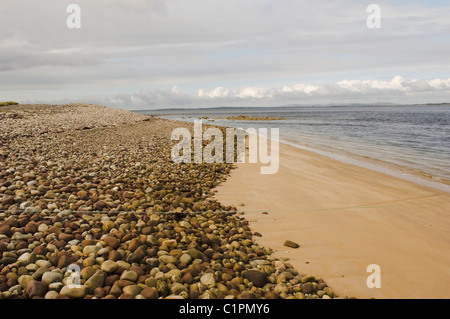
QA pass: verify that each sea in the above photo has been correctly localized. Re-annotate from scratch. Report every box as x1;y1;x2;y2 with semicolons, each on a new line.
136;105;450;192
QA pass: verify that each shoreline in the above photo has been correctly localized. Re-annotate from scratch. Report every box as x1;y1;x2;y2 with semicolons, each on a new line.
153;115;450;193
214;135;450;299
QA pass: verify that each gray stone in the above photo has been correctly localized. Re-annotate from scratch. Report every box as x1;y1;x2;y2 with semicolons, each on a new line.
179;254;192;265
41;271;63;285
200;273;216;288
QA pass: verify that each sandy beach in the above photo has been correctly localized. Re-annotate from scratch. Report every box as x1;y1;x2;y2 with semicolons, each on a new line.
215;137;450;299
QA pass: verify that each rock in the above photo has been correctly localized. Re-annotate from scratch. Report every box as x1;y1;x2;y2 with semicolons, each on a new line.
24;222;38;234
283;240;300;249
179;254;192;265
80;267;96;280
102;220;116;233
0;225;12;237
122;285;142;298
42;272;63;285
0;257;17;265
101;260;118;273
83;245;100;255
38;224;49;233
60;285;88;299
84;270;105;293
170;283;188;295
58;233;75;242
243;270;268;288
94;200;108;211
35;259;52;268
18;275;34;290
301;283;316;294
120;270;138;282
26;280;48;298
159;255;178;265
57;255;73;269
32;245;48;256
200;273;215;288
141;287;159;299
45;290;59;299
104;236;120;249
274;283;289;294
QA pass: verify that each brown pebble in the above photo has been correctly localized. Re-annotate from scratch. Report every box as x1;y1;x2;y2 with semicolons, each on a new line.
104;236;120;250
283;240;300;249
141;287;159;299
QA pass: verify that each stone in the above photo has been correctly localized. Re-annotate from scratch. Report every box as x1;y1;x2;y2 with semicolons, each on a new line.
57;255;73;269
179;254;192;265
200;273;215;288
301;283;316;294
38;224;49;233
102;220;116;233
80;267;96;280
122;285;142;298
159;255;177;265
274;283;289;294
243;270;268;288
283;240;300;249
18;275;34;290
170;283;188;295
42;272;63;285
58;233;75;242
35;260;52;268
101;260;118;273
0;225;12;237
0;257;16;265
45;290;59;299
104;236;120;249
83;245;100;255
24;222;38;234
26;280;48;298
85;270;105;293
120;270;138;282
60;285;88;299
141;287;159;299
182;273;194;285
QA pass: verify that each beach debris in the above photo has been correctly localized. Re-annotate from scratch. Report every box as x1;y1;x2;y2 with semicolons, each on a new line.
284;240;300;249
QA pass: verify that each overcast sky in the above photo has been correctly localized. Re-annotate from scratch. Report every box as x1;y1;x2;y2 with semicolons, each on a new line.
1;0;449;109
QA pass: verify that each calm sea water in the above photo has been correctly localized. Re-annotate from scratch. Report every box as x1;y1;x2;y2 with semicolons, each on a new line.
137;105;450;190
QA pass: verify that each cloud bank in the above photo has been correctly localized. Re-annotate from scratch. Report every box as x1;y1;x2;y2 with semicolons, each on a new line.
38;76;450;109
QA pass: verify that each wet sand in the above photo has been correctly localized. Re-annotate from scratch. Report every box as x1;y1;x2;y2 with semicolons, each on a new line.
215;138;450;299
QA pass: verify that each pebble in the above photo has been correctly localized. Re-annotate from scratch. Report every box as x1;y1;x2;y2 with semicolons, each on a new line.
200;273;215;288
60;285;88;299
26;280;48;298
41;272;63;285
120;270;138;282
284;240;300;249
101;260;118;273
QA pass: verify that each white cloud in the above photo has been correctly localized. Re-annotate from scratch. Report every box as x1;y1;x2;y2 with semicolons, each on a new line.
236;87;273;99
198;87;229;99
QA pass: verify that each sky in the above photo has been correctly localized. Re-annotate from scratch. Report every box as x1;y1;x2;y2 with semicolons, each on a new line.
1;0;450;109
